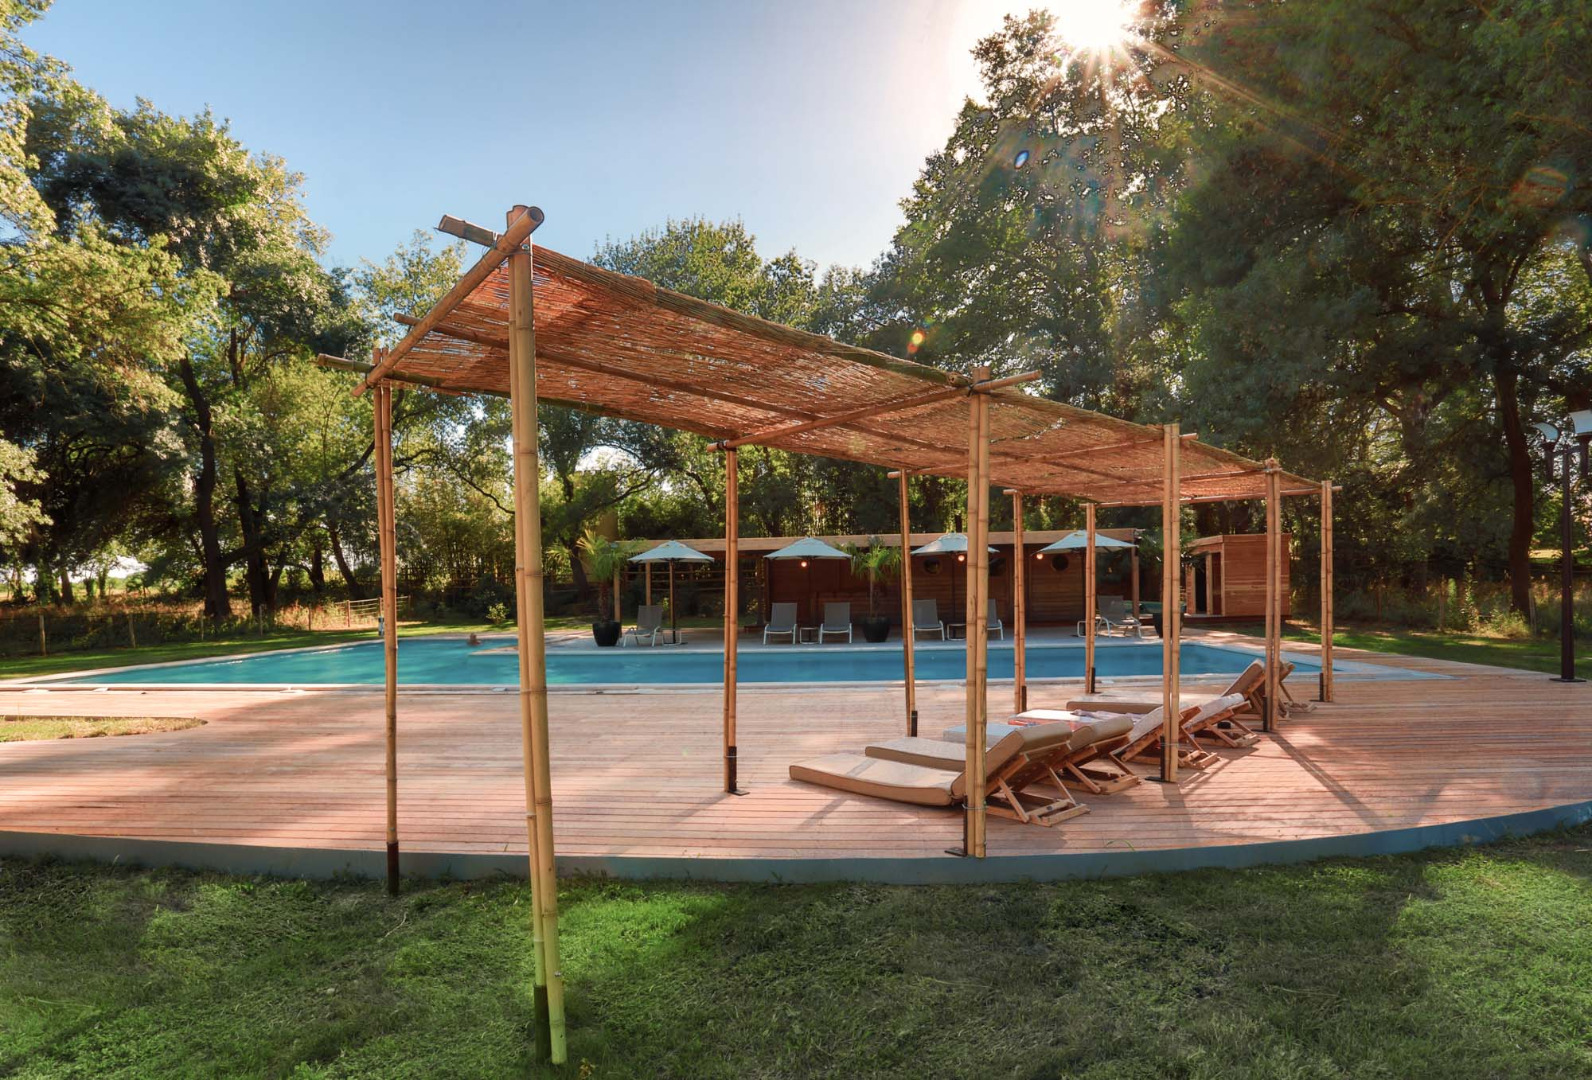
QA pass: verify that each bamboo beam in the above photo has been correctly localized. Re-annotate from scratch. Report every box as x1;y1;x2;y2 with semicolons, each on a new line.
898;471;918;735
1085;502;1097;694
963;370;992;857
1160;423;1181;784
374;367;400;896
436;213;501;247
711;386;968;450
723;447;745;794
645;562;652;606
505;208;565;1065
1095;485;1341;509
356;205;543;396
1263;461;1281;733
1320;478;1335;702
1010;491;1027;713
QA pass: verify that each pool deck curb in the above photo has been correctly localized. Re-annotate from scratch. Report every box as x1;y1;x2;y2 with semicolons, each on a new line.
5;799;1588;885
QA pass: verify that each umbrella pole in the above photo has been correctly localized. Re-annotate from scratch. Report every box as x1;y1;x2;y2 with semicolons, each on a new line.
669;563;676;644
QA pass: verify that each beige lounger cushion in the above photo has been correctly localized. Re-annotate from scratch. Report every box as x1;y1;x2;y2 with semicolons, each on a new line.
873;713;1133;773
1062;661;1268;713
788;754;958;806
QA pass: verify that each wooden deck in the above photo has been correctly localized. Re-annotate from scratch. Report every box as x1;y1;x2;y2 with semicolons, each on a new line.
3;642;1590;879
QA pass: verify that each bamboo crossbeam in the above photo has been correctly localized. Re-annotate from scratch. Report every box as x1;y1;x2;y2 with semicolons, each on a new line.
436;214;501;247
723;448;743;794
710;385;968;450
317;354;476;397
356;205;543;396
1095;485;1340;508
706;368;1037;451
504;209;565;1065
899;471;918;735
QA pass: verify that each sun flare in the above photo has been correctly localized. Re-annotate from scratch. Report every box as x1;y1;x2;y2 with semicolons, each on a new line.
1050;0;1140;54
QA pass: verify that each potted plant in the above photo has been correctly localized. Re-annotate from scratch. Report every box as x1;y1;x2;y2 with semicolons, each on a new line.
847;536;902;643
577;527;639;646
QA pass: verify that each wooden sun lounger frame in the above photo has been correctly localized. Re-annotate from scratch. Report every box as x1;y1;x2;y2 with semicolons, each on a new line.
1110;704;1220;771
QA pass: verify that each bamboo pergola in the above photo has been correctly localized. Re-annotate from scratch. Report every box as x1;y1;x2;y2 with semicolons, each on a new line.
326;204;1336;1064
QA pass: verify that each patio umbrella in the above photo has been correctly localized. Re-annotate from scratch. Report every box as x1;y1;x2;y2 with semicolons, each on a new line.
1035;530;1137;553
764;536;850;626
630;540;713;644
911;533;998;627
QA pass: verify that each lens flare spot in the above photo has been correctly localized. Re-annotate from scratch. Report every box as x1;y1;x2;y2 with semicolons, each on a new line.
1014;149;1031;168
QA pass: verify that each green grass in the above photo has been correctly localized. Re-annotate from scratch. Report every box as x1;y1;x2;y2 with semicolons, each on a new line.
2;830;1590;1077
1272;622;1592;680
0;716;204;742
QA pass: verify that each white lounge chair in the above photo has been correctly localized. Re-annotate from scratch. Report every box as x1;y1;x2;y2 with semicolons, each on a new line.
621;604;664;647
819;602;852;643
763;602;799;644
987;599;1004;640
911;598;945;640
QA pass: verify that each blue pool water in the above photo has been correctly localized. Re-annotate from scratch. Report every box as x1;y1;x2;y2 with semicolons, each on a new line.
62;639;1309;687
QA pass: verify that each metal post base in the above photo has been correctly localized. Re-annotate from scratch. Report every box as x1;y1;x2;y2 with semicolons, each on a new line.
1550;676;1586;683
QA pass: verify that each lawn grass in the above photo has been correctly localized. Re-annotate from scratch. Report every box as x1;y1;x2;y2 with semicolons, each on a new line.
0;716;203;742
1274;622;1592;680
2;829;1589;1077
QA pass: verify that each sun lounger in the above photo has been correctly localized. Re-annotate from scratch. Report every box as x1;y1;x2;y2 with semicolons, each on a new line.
621;604;664;647
763;602;799;644
789;723;1101;826
911;598;945;640
1063;659;1267;718
1101;703;1217;770
877;712;1140;796
819;602;852;643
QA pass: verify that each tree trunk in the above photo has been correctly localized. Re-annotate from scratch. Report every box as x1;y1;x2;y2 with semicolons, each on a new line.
177;357;232;621
328;523;363;599
233;469;272;615
308;542;326;596
1494;366;1535;616
57;566;73;605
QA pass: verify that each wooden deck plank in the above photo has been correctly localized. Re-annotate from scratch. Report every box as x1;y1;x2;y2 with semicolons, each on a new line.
3;640;1590;864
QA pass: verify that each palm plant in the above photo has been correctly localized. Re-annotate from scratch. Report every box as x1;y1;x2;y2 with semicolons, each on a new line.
846;536;902;617
577;527;641;622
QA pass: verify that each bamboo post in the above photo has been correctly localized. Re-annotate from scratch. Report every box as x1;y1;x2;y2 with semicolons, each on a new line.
1204;553;1215;615
506;206;565;1065
1010;491;1027;713
1085;502;1097;694
1319;478;1334;702
723;447;744;794
1263;461;1281;732
1160;423;1181;784
963;370;991;857
374;372;400;896
613;566;621;623
898;471;918;735
645;562;652;606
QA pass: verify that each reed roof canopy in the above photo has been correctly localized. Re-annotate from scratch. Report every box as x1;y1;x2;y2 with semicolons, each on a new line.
350;207;1317;506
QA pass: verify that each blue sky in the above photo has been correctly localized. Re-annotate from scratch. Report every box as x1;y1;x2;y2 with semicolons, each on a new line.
30;0;1014;272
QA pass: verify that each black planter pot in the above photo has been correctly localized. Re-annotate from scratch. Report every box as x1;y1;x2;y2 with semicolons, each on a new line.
860;615;891;643
1150;612;1163;637
591;620;622;647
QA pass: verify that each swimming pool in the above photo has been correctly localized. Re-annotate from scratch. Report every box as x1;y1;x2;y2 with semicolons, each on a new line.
59;639;1313;687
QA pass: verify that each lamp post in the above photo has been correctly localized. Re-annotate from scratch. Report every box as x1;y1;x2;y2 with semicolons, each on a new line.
1531;410;1591;683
